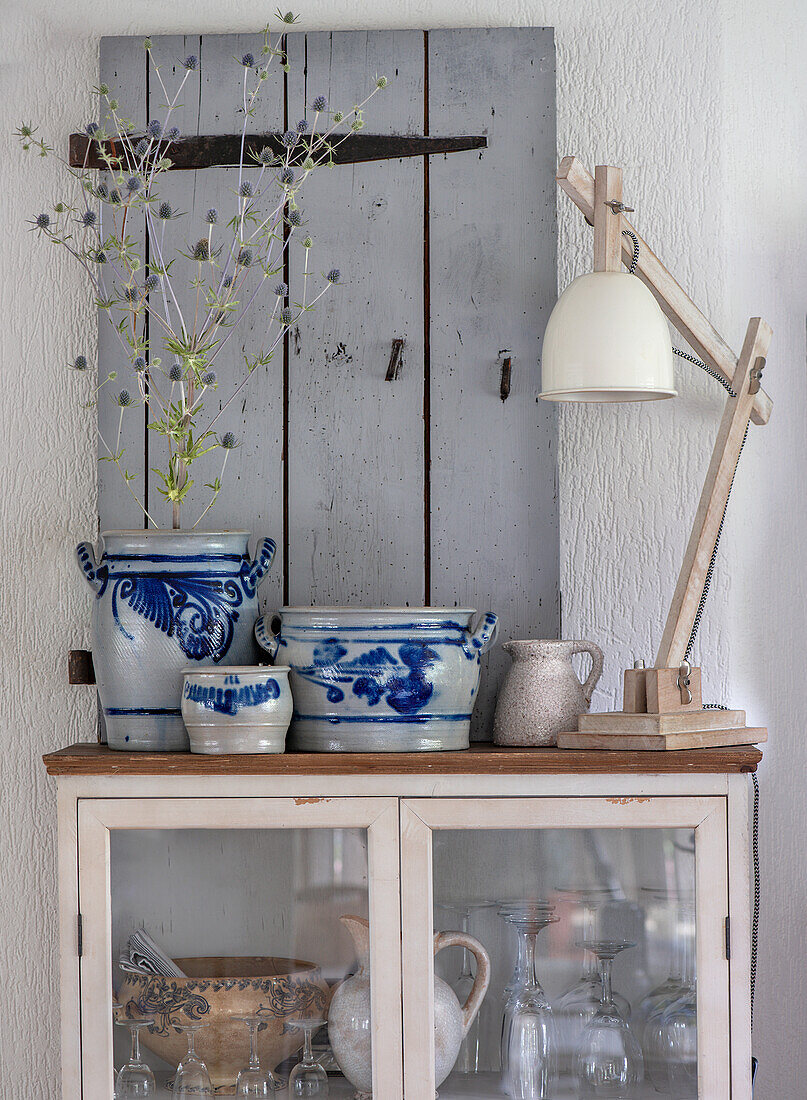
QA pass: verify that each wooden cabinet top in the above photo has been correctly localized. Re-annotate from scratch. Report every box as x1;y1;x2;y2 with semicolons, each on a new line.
43;742;762;777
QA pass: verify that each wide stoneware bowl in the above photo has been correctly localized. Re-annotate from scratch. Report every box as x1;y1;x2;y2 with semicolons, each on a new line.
254;607;499;751
118;956;330;1091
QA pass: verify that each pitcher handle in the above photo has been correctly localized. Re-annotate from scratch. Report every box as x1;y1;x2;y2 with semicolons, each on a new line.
255;613;282;662
571;640;604;704
462;612;499;658
76;541;103;593
246;537;277;591
434;930;490;1036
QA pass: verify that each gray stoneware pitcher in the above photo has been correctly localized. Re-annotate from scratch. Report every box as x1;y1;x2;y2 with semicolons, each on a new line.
493;639;604;746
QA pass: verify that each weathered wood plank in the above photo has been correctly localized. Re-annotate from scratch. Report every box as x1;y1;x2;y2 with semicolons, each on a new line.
98;38;148;530
143;35;285;618
70;131;487;169
285;31;426;606
427;28;560;739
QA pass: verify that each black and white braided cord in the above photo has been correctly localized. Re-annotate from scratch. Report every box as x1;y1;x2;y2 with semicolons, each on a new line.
623;229;760;1037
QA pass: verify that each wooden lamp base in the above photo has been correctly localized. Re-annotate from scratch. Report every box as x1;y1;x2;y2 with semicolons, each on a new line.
557;665;767;751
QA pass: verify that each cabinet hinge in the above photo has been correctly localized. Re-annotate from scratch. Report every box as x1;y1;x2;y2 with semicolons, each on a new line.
77;912;83;958
724;915;731;960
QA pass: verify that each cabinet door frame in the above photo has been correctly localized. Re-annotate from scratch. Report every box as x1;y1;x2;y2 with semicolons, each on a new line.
400;795;731;1099
76;795;402;1099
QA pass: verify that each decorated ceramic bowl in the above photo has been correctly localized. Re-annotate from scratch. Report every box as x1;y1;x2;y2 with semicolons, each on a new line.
181;666;293;753
254;607;499;751
117;956;330;1091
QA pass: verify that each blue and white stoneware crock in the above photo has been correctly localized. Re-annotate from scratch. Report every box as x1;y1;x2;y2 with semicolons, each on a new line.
76;531;276;752
181;666;293;754
254;607;499;751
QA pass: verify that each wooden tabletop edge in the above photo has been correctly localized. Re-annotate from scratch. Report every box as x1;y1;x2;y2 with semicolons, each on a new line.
42;742;764;776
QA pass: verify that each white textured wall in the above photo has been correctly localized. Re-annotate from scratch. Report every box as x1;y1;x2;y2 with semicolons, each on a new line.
1;0;804;1096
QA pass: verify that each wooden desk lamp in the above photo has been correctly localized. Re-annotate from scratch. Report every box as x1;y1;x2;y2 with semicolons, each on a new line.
542;158;771;750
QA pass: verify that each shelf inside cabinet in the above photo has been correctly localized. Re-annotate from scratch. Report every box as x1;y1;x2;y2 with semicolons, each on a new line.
43;742;762;776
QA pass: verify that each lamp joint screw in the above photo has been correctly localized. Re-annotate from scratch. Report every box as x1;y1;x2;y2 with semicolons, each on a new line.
605;200;634;214
678;659;693;705
749;356;766;395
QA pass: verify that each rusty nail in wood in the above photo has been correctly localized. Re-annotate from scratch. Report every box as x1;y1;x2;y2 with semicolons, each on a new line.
385;338;405;381
500;356;512;401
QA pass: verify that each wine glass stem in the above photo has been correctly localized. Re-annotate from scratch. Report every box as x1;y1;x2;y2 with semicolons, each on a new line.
459;912;473;980
249;1022;260;1070
599;956;614;1006
519;929;541;988
303;1026;314;1064
131;1026;141;1064
187;1031;197;1059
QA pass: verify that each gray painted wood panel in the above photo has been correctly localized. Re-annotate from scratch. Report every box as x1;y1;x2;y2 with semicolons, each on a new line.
428;28;560;739
285;31;426;608
98;27;559;737
98;38;147;532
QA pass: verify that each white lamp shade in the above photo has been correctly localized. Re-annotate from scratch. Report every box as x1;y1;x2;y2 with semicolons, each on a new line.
540;271;677;401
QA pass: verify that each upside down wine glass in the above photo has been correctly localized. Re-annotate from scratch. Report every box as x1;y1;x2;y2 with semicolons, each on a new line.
287;1019;329;1097
638;889;693;1028
576;941;643;1099
436;900;496;1073
642;894;696;1093
234;1016;279;1096
499;901;560;1099
172;1024;212;1098
114;1015;156;1099
556;890;631;1076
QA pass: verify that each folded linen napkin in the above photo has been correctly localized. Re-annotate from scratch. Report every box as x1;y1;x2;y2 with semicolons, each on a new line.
119;928;187;978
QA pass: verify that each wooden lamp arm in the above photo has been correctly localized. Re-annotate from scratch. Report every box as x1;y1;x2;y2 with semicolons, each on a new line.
656;317;772;666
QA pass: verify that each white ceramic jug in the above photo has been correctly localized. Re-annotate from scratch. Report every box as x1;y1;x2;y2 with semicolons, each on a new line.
493;639;604;746
328;915;490;1096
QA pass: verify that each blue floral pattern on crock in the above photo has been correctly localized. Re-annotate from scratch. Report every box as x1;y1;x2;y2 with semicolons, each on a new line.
92;541;275;663
295;639;439;714
184;677;280;715
97;571;244;662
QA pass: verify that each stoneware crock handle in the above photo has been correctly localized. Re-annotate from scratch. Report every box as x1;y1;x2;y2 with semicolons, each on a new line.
76;541;103;593
434;930;491;1036
571;640;605;704
254;613;282;662
463;612;499;657
247;536;277;589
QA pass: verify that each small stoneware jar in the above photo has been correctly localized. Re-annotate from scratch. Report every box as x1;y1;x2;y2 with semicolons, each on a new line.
181;666;293;754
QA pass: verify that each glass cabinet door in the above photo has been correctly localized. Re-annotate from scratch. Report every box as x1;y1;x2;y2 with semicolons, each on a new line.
77;797;402;1098
401;797;729;1100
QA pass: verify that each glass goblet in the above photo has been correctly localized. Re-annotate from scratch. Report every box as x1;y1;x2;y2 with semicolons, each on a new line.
642;894;696;1090
575;941;644;1099
435;900;496;1073
114;1014;156;1098
663;986;697;1098
499;900;559;1099
287;1018;329;1097
556;889;631;1076
172;1024;212;1098
234;1015;279;1096
638;889;693;1028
